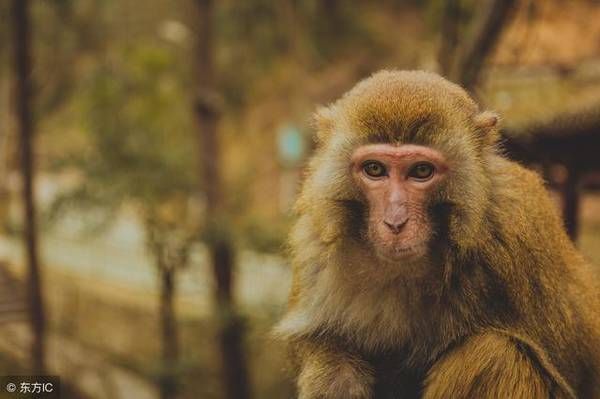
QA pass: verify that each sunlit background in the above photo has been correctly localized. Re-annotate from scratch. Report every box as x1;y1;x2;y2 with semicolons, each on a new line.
0;1;599;398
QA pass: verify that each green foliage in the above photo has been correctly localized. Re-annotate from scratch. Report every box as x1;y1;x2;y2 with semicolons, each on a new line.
424;0;478;36
50;44;196;224
216;0;374;110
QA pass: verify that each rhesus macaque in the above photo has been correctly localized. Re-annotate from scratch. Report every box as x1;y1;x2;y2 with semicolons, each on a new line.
275;70;600;398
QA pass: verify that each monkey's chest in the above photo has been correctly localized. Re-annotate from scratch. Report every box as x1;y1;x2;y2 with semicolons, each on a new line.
323;289;414;350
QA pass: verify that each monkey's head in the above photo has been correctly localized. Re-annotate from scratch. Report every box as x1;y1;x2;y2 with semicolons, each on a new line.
300;70;499;267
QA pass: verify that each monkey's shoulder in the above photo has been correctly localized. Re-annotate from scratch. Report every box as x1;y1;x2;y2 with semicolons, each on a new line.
489;157;547;200
487;157;564;230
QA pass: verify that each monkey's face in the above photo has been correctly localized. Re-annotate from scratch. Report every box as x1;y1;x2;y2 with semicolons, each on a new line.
351;143;448;262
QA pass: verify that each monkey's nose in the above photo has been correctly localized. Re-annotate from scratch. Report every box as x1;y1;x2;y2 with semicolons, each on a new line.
383;219;407;234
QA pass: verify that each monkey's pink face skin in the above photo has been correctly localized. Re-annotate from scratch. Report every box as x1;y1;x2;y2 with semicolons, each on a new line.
351;144;448;262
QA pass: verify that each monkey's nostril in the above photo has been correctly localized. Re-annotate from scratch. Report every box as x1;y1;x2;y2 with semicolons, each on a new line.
383;220;406;234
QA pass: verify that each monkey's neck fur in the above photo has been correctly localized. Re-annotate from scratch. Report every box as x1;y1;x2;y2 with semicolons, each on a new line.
278;220;461;362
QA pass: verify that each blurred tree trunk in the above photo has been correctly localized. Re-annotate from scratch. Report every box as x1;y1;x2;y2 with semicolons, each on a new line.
318;0;340;41
146;219;182;399
451;0;517;90
159;264;178;399
12;0;46;375
193;1;251;399
437;0;461;77
0;4;10;228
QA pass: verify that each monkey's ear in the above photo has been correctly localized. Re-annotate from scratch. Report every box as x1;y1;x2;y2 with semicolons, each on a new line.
313;106;335;144
473;110;501;145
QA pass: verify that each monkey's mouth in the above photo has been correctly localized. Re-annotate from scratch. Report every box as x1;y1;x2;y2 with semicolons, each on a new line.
367;224;430;262
375;242;428;262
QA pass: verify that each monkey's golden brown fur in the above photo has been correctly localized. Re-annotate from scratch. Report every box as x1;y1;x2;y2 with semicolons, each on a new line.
275;70;600;398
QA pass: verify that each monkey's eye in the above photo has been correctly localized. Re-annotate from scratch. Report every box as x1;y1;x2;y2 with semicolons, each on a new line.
408;162;435;181
362;161;387;178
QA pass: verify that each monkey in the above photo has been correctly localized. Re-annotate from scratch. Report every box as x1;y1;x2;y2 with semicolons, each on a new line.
274;70;600;398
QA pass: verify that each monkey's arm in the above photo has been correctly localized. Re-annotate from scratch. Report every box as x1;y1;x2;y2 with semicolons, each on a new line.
294;340;375;399
422;332;573;399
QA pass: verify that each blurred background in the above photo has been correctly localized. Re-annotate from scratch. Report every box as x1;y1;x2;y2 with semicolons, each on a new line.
0;0;599;398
